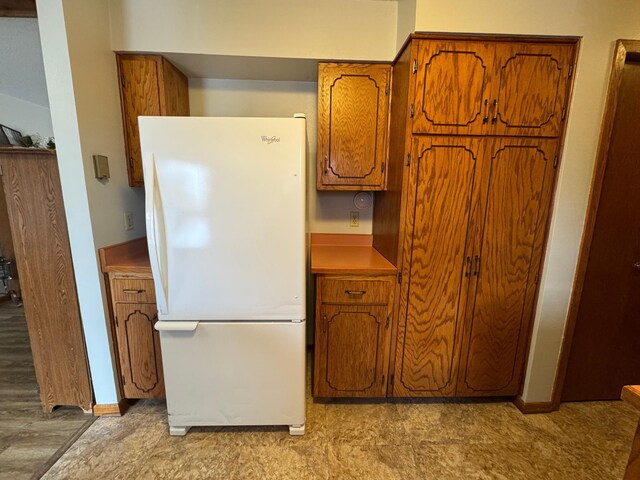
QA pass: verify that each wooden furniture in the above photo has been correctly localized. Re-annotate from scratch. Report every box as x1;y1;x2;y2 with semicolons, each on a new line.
311;234;396;397
555;40;640;405
116;53;190;187
622;385;640;479
0;0;36;17
373;33;578;399
99;238;165;399
316;63;391;191
0;147;92;412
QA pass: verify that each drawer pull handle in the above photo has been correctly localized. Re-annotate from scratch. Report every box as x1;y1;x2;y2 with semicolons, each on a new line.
123;289;145;294
345;290;366;296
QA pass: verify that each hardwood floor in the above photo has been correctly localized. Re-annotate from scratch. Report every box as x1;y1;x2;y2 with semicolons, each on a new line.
0;302;94;479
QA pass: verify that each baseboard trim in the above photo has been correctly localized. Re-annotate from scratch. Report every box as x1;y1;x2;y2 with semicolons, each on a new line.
514;396;556;414
93;399;129;416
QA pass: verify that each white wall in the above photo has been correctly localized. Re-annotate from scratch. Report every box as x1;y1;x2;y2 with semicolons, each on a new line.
37;0;145;405
396;0;417;51
0;94;53;138
189;78;374;234
109;0;397;61
413;0;640;402
0;18;53;138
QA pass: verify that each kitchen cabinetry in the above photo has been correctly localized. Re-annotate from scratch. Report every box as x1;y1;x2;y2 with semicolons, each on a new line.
116;54;190;187
373;34;578;398
108;274;164;399
412;40;574;137
314;275;395;397
99;239;165;400
317;63;391;190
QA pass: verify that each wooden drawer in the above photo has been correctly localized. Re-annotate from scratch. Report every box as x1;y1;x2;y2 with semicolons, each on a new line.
319;277;390;305
112;278;156;304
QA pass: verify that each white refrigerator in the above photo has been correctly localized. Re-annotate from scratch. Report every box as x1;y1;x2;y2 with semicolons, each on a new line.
139;116;307;436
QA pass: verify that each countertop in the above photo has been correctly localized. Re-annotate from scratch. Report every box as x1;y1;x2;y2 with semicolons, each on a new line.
622;385;640;411
98;237;151;274
311;233;397;275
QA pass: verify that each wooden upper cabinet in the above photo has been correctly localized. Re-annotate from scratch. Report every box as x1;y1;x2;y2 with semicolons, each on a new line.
412;41;494;136
491;43;575;137
411;40;575;138
116;54;190;187
317;63;391;190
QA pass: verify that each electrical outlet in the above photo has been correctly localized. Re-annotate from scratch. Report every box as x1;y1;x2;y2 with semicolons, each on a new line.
350;211;360;227
124;211;134;231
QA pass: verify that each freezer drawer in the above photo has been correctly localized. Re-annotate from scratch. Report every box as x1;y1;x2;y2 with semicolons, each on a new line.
157;320;306;435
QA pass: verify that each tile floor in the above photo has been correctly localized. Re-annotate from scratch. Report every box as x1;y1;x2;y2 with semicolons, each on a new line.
41;364;639;479
0;302;94;479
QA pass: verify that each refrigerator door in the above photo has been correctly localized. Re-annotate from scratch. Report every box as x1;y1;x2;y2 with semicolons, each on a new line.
140;116;306;321
156;320;305;430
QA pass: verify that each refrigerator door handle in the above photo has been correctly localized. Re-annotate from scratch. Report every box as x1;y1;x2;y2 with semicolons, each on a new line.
155;321;199;332
144;152;169;315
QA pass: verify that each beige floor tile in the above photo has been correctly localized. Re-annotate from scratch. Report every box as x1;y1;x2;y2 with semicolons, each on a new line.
233;445;328;480
328;444;421;480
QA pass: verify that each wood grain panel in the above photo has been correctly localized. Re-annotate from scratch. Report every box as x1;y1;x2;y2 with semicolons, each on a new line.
373;45;413;267
0;150;92;412
412;41;494;135
117;55;161;187
458;140;554;396
492;43;576;137
112;278;156;304
320;305;388;395
160;58;190;116
320;277;390;305
317;63;390;190
115;303;164;398
394;137;482;396
625;421;640;480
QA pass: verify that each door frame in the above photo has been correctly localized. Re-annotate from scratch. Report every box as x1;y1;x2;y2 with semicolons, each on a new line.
551;39;640;409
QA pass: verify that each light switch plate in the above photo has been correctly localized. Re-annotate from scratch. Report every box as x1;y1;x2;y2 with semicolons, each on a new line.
124;211;134;231
93;155;110;179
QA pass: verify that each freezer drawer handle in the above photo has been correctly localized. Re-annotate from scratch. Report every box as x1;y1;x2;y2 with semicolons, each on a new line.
345;290;366;296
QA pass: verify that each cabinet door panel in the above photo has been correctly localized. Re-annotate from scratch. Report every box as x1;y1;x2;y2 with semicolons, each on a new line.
412;41;494;135
458;139;557;396
118;56;161;187
393;137;482;396
115;303;165;398
315;305;390;397
317;63;390;190
491;43;575;137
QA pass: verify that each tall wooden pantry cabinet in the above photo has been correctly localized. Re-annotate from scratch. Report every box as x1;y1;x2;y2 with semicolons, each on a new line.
373;34;578;398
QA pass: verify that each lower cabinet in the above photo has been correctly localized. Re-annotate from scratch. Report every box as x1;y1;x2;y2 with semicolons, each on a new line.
107;273;165;399
313;275;395;397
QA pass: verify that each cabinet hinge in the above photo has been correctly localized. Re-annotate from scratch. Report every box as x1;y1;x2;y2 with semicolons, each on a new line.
114;315;118;327
385;83;390;95
534;272;539;284
390;374;395;387
381;161;386;173
397;271;403;284
120;75;125;88
121;374;126;386
553;155;559;168
410;104;414;118
405;154;411;167
568;65;574;78
561;107;566;120
129;156;134;168
0;164;3;176
381;374;385;385
385;315;390;328
412;59;417;74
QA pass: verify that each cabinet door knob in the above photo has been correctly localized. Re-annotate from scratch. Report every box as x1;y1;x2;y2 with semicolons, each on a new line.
633;262;640;271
